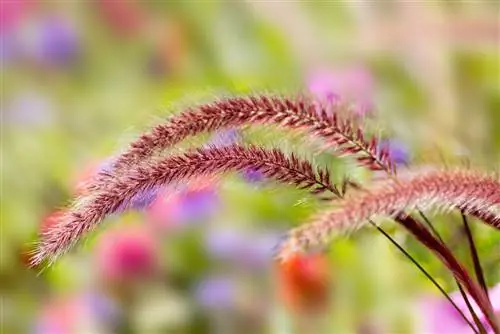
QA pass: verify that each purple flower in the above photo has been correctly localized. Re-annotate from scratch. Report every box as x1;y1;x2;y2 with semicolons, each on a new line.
4;90;55;128
379;139;409;165
17;15;80;68
36;16;80;67
129;187;160;210
205;229;245;261
176;187;219;223
82;293;120;327
242;168;265;183
307;66;374;116
209;128;240;148
1;32;19;64
194;277;236;310
417;283;500;334
205;228;281;268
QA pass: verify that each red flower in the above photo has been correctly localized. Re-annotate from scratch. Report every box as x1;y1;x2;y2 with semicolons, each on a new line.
97;0;146;36
277;253;331;314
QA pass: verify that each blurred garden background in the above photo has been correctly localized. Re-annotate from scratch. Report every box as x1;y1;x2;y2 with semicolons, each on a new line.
2;1;499;333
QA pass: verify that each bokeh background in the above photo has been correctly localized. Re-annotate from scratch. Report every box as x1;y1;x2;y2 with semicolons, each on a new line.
2;1;499;333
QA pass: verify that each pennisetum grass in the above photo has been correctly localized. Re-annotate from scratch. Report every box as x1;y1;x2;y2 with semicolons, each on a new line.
277;168;500;255
32;144;346;266
276;168;499;332
85;95;393;193
32;94;500;333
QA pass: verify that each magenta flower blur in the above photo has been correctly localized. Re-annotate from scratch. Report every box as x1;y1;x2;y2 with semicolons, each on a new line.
194;277;236;310
0;0;31;31
417;283;500;334
95;226;159;282
308;66;374;116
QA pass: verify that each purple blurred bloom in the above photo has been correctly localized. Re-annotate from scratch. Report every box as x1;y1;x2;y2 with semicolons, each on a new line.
36;16;80;66
1;32;19;64
83;292;120;327
176;187;219;223
242;168;265;183
17;15;80;68
205;228;281;268
195;277;236;310
5;90;55;128
379;139;409;165
417;283;500;334
205;229;245;261
209;128;240;148
307;66;374;116
131;187;159;210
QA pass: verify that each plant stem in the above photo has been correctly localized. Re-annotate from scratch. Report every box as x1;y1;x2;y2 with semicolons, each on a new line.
418;210;485;332
395;215;497;333
368;220;479;334
461;213;489;296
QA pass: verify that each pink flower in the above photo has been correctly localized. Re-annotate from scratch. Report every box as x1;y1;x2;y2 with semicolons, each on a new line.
34;292;118;334
0;0;33;31
417;284;500;334
94;226;159;282
307;66;374;116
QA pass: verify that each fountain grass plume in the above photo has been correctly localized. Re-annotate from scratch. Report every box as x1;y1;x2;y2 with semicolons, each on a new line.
276;167;500;261
32;144;346;266
86;95;393;192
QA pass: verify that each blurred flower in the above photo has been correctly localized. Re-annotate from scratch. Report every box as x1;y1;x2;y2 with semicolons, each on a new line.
148;181;220;229
4;90;56;128
308;66;374;115
147;19;188;80
209;128;240;147
177;186;219;222
0;32;18;64
34;292;119;334
37;16;80;67
242;168;265;183
97;0;145;36
0;0;33;31
205;228;281;268
18;15;80;68
379;139;410;165
194;276;236;310
95;226;159;283
417;283;500;334
277;252;331;314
